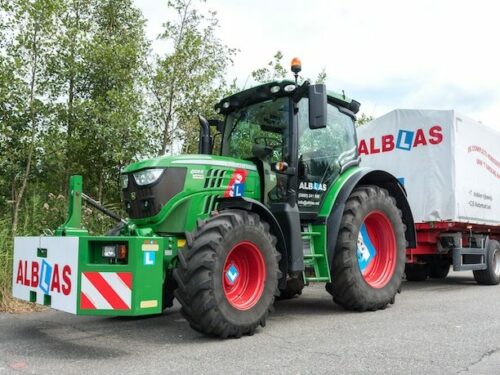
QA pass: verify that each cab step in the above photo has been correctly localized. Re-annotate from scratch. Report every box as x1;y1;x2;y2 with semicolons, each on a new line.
301;224;330;283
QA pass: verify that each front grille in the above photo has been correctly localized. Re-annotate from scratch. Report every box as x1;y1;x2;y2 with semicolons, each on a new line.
203;194;219;214
123;167;187;219
204;169;226;188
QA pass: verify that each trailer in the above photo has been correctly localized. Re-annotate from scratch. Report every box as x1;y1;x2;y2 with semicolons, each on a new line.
358;109;500;283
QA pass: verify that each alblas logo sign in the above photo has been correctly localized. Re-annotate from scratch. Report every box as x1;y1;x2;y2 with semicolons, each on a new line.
358;125;443;155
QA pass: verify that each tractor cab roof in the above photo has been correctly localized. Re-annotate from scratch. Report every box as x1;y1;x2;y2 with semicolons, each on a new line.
215;80;360;115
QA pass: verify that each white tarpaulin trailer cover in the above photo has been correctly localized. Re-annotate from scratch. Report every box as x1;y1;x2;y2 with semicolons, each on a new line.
357;109;500;225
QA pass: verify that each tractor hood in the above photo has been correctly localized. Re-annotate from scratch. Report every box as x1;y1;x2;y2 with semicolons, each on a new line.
120;155;260;230
122;154;257;173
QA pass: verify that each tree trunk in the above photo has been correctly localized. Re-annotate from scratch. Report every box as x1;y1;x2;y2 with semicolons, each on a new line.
64;0;80;194
12;25;39;237
159;1;191;155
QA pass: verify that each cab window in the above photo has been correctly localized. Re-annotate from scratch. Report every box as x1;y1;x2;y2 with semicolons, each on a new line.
297;99;357;210
221;98;289;163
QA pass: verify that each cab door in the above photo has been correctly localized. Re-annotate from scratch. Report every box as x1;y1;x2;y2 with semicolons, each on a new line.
296;99;358;218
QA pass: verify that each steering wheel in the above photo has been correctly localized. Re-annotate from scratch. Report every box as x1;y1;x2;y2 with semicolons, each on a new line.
253;136;282;150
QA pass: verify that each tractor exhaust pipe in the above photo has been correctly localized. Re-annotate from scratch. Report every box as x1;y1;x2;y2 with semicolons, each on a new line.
198;115;211;154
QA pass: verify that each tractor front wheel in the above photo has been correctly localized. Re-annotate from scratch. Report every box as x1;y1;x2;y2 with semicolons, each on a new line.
173;210;280;338
327;186;406;311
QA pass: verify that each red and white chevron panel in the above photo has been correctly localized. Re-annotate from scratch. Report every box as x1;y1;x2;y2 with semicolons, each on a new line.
80;272;132;310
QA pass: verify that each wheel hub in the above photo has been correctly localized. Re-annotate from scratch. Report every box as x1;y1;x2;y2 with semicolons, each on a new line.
356;211;397;288
225;264;240;284
223;241;266;310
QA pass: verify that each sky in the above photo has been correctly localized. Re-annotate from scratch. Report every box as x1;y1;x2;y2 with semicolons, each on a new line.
134;0;500;131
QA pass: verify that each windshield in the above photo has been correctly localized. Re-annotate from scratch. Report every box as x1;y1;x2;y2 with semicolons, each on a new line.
221;97;289;163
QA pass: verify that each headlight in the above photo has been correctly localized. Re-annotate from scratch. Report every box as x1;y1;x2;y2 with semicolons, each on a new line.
121;174;128;189
102;244;128;260
102;245;117;258
133;168;164;186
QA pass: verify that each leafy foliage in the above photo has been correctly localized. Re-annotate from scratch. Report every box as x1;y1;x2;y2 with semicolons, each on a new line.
0;0;237;304
148;0;236;155
251;50;327;85
356;113;374;127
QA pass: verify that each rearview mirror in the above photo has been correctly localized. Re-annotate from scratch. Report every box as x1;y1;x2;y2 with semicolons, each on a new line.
308;84;327;129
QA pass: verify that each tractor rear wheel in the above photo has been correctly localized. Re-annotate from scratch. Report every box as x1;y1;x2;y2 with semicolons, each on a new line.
473;240;500;285
327;186;406;311
173;209;280;338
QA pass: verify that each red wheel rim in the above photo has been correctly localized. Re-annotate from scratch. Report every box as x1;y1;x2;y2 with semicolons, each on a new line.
356;211;397;288
223;241;266;310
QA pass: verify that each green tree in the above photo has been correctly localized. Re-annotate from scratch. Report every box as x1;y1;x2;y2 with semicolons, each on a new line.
0;0;62;236
149;0;236;155
356;113;374;127
252;51;327;85
70;0;150;202
251;51;288;83
42;0;93;192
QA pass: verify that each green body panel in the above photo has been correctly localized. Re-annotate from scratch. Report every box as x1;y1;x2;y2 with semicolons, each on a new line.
52;154;262;317
55;175;88;237
123;154;260;234
304;166;364;280
75;235;173;316
317;166;365;218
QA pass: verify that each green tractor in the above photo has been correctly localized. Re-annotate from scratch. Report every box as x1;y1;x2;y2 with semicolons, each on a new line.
12;60;415;338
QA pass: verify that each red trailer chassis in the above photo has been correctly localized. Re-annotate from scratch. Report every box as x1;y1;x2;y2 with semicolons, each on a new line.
408;222;500;261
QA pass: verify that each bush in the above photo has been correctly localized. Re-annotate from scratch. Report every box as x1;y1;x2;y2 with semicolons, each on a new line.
0;190;121;311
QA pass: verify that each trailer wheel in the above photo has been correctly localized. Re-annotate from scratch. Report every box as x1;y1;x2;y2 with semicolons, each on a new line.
429;260;450;279
173;209;280;338
328;186;406;311
405;264;429;281
473;240;500;285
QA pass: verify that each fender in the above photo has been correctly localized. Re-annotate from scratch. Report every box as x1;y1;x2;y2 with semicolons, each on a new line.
324;168;416;269
217;197;288;288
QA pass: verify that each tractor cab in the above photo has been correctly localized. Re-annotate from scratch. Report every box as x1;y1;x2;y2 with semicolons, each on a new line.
194;63;362;274
210;76;361;219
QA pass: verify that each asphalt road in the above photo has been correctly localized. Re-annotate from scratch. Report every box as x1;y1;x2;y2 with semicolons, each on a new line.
1;271;500;375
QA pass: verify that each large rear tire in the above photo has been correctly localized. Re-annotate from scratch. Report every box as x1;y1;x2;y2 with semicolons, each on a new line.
473;240;500;285
327;186;406;311
173;210;280;338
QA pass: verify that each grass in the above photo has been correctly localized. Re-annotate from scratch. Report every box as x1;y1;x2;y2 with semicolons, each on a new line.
0;230;12;309
0;192;120;313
